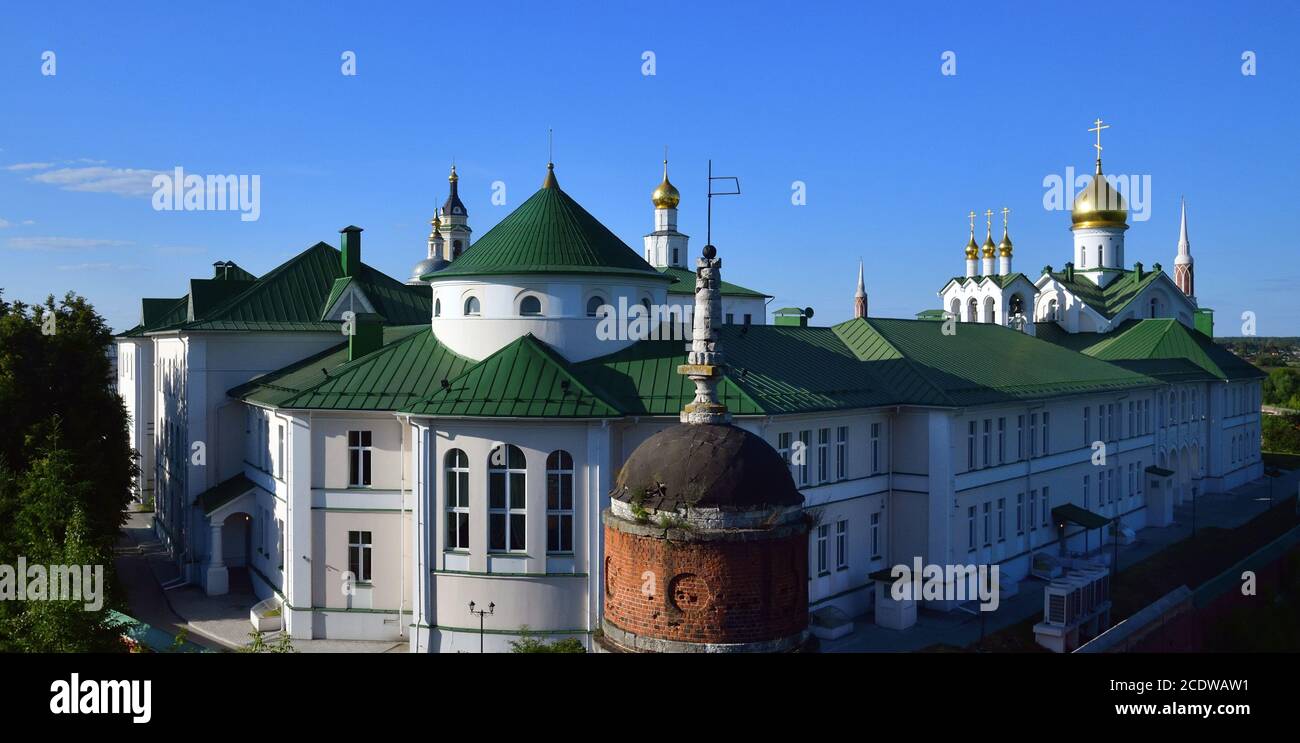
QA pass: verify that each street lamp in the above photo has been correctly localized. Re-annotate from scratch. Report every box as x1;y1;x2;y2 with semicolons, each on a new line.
468;601;494;653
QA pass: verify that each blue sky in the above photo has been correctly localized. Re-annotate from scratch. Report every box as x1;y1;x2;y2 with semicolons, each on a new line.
3;1;1298;334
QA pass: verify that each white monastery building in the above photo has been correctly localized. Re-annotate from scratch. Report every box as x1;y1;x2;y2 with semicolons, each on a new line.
117;130;1264;650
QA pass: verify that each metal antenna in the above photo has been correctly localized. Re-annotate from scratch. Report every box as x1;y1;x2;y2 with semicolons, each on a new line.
705;159;741;246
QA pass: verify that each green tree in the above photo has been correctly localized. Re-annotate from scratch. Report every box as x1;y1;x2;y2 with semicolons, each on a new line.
0;291;135;652
1263;414;1300;455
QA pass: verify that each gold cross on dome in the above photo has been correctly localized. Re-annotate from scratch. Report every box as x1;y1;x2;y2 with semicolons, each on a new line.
1001;206;1011;228
968;210;976;234
984;209;994;234
1089;117;1110;157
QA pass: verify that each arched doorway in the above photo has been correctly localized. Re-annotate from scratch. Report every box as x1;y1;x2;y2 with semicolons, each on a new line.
983;296;996;324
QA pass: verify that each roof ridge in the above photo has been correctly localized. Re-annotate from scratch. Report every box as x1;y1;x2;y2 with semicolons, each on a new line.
831;317;958;406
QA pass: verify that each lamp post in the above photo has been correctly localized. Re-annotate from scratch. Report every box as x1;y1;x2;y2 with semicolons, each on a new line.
468;601;494;653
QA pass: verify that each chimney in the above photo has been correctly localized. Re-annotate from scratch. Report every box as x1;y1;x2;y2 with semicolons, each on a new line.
1064;261;1074;282
340;225;364;277
1134;261;1144;281
348;312;383;361
213;260;229;279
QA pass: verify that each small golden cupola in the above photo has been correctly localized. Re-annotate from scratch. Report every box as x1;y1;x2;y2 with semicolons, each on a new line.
981;210;996;258
964;225;979;260
651;159;680;209
998;207;1013;257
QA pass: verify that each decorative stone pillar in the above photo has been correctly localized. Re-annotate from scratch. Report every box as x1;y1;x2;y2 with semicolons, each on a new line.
678;245;730;425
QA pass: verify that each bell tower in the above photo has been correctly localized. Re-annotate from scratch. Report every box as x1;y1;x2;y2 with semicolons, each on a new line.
643;157;689;269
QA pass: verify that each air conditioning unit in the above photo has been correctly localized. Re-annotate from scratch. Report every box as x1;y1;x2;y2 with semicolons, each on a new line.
1034;562;1112;652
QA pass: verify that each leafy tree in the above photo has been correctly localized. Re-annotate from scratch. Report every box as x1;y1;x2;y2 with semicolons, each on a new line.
1263;414;1300;455
0;291;135;652
509;627;586;653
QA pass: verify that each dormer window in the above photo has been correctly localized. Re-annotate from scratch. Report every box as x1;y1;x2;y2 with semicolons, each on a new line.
519;295;542;316
586;296;606;317
464;296;480;316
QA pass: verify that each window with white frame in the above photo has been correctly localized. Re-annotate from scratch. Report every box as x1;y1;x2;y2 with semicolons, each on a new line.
982;419;991;468
1041;487;1050;527
816;524;829;575
835;519;847;570
1042;411;1050;454
997;498;1005;541
778;432;793;479
835;426;847;480
1029;413;1038;457
464;296;481;316
546;450;575;553
1017;415;1025;460
870;422;882;474
276;424;285;479
967;506;977;550
347;530;372;582
445;449;470;550
1083;406;1091;445
967;421;976;471
488;444;527;552
870;512;881;559
798;430;811;486
1029;489;1038;531
347;430;372;487
983;502;991;546
817;428;830;484
1084;474;1090;509
519;295;542;316
997;417;1006;464
1016;493;1024;534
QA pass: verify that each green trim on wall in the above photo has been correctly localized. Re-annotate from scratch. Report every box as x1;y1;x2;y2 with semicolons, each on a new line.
433;569;588;579
412;623;592;636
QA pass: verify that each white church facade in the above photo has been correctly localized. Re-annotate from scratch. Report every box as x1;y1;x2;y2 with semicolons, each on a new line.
117;134;1264;650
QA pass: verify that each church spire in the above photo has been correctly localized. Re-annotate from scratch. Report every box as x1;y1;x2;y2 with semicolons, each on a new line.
1174;198;1194;297
854;260;867;319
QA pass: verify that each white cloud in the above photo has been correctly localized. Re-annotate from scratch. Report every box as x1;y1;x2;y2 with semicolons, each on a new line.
0;218;9;228
153;244;206;256
5;162;53;171
56;262;143;272
30;166;165;197
6;236;132;251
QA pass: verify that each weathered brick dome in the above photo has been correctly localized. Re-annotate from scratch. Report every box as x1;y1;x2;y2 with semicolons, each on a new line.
610;423;803;513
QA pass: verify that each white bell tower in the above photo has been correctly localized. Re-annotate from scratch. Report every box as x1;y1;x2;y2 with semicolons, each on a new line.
643;158;688;269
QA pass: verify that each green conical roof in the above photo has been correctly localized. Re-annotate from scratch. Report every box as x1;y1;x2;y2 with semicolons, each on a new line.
425;169;672;282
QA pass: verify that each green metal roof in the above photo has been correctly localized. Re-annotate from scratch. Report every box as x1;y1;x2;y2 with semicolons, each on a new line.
945;272;1032;290
425;175;672;282
404;334;623;418
1047;268;1164;319
233;325;467;410
659;266;770;298
141;242;430;334
1076;319;1263;381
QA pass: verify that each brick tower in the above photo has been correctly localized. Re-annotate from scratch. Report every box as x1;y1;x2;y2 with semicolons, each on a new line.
599;243;810;653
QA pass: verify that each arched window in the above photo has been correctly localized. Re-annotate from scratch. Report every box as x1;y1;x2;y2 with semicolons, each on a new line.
445;449;469;550
1096;245;1103;266
1047;298;1059;321
966;298;978;323
519;295;542;316
546;450;574;553
949;298;960;320
464;296;480;316
983;296;996;324
1079;249;1086;268
452;240;463;259
488;444;526;552
1149;298;1158;318
586;295;606;318
640;298;653;314
434;298;441;318
1009;294;1024;317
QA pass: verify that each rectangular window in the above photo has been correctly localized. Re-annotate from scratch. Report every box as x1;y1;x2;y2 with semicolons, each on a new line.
445;456;470;550
997;417;1006;464
870;422;882;474
997;498;1006;541
1016;493;1024;535
1144;399;1151;433
546;454;574;553
816;524;829;575
1137;460;1143;494
982;502;991;547
1083;406;1090;445
1128;402;1135;437
798;430;811;486
967;421;976;471
347;530;372;582
835;426;847;480
1029;414;1038;457
1128;463;1135;498
743;313;752;325
982;419;991;468
778;432;792;474
276;424;285;479
725;312;734;325
1041;487;1050;527
1099;404;1107;441
1016;415;1025;460
817;428;830;484
870;512;881;559
489;448;527;552
1029;489;1038;531
968;506;977;551
835;519;848;570
347;430;372;487
1042;411;1050;454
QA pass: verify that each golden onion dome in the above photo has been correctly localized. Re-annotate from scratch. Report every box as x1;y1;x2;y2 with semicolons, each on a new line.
981;232;996;258
1071;165;1128;229
964;235;979;260
651;160;680;209
998;229;1013;257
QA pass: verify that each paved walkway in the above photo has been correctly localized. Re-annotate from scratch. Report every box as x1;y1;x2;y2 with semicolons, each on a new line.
115;511;404;653
821;469;1300;652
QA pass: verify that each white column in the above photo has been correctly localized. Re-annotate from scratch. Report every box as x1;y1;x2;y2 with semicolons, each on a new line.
205;521;229;596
